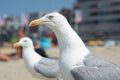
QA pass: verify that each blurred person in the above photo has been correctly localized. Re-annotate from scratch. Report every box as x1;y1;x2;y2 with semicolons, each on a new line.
0;54;11;61
39;31;52;49
0;29;49;61
0;29;26;61
13;29;27;59
52;37;58;47
45;31;55;39
34;39;48;58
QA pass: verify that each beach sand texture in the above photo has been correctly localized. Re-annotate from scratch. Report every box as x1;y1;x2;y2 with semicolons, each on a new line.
0;46;120;80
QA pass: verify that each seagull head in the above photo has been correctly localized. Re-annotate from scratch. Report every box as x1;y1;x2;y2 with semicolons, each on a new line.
29;12;68;29
14;37;33;48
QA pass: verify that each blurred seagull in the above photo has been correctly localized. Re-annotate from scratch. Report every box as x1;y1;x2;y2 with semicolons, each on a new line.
29;12;120;80
14;37;60;80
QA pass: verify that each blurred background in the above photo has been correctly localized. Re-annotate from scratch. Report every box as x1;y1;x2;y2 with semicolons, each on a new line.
0;0;120;80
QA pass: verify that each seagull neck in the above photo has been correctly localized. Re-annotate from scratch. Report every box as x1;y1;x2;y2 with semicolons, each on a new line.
23;46;34;52
22;46;41;65
51;22;90;71
51;23;89;55
22;46;35;53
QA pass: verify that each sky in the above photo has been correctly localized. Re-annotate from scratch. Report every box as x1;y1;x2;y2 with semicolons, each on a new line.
0;0;75;16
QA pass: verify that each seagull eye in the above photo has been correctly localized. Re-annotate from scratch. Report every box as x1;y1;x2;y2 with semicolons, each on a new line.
24;40;27;42
48;15;54;19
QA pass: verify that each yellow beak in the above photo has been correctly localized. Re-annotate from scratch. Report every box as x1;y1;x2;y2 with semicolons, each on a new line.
14;42;21;47
29;19;44;27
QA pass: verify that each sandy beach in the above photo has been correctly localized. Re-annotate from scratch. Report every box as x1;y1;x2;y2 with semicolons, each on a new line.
0;46;120;80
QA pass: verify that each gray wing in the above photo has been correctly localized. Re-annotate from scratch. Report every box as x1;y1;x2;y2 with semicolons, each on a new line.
83;54;118;67
71;55;120;80
34;58;59;78
71;66;120;80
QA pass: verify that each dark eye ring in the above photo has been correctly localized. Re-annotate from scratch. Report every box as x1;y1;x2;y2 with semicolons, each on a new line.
24;40;27;42
48;15;54;19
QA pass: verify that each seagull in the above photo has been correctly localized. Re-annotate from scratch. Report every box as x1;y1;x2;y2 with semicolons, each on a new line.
29;12;120;80
14;37;60;80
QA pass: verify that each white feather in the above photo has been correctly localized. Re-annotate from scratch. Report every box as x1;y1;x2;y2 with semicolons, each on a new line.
39;12;90;80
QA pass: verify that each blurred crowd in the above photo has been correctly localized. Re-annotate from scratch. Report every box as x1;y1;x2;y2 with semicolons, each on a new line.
0;8;120;62
0;29;58;61
0;27;120;61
